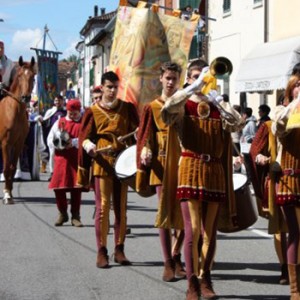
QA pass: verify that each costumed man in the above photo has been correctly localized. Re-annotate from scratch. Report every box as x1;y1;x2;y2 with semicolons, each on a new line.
248;120;289;285
136;62;185;282
37;94;67;178
0;40;16;100
272;75;300;299
48;99;83;227
77;71;139;268
91;85;103;105
161;63;244;300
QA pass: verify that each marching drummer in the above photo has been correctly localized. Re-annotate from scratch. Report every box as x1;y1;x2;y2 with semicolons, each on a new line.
161;59;244;300
77;71;139;268
136;62;186;282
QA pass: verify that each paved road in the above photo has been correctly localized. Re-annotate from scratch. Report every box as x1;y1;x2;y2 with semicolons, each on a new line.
0;174;290;300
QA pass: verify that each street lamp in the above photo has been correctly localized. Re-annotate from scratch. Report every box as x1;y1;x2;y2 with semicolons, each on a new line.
0;19;4;22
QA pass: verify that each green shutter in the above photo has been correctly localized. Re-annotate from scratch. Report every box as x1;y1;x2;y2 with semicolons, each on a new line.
180;0;201;10
89;65;94;86
189;36;198;59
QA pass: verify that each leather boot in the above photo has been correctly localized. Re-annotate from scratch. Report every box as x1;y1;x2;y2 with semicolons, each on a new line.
186;274;200;300
71;214;83;227
96;246;109;268
279;263;289;285
288;264;300;300
162;258;175;282
54;212;69;226
200;271;217;299
114;244;131;266
173;253;186;279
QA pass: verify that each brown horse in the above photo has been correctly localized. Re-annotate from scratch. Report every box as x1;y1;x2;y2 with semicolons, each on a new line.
0;56;35;204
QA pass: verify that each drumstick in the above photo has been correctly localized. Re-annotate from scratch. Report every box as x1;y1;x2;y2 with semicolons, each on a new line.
117;128;138;142
96;145;112;153
232;142;241;157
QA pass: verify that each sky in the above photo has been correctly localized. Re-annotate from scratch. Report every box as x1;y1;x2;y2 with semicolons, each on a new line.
0;0;120;61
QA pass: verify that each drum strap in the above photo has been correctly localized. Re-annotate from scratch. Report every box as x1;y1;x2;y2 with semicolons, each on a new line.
181;152;221;163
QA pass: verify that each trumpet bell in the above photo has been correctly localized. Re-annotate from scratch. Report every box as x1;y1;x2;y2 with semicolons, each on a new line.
210;56;233;78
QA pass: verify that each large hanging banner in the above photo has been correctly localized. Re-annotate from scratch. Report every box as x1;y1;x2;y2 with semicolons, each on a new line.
109;5;200;108
34;49;59;113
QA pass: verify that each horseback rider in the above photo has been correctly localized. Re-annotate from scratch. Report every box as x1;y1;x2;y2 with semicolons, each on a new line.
0;41;16;100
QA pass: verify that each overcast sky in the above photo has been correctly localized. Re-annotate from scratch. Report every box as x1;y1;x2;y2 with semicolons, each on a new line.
0;0;119;61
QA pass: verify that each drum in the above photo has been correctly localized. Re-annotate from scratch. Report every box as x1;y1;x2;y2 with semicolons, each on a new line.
114;145;155;198
218;173;258;233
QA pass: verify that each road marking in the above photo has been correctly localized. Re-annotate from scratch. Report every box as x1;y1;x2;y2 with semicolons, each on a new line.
249;227;273;238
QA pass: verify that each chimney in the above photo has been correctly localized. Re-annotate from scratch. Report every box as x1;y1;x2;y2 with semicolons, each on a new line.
100;7;106;15
94;5;98;17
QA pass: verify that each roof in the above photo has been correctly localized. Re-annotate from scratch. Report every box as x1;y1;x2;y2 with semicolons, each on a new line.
80;10;117;36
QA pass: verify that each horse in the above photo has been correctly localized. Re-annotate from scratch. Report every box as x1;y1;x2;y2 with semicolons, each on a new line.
0;56;35;204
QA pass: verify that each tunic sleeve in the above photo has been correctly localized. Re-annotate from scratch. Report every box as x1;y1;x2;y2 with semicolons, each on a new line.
77;108;96;187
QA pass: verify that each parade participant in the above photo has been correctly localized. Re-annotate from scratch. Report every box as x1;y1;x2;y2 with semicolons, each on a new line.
0;41;16;99
77;71;139;268
48;99;83;227
161;62;243;299
37;95;66;177
249;120;288;285
272;75;300;299
136;62;185;282
91;85;102;105
257;104;271;129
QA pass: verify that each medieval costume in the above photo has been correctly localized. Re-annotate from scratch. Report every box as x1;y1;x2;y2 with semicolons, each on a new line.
48;100;83;227
162;92;243;299
77;98;139;268
136;96;185;282
272;75;300;299
249;120;288;284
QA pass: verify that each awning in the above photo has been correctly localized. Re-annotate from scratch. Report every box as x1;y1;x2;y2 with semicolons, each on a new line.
235;36;300;93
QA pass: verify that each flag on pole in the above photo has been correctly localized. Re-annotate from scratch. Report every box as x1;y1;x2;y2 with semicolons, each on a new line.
109;5;200;108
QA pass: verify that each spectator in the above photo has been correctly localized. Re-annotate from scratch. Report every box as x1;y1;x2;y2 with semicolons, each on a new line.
240;107;257;143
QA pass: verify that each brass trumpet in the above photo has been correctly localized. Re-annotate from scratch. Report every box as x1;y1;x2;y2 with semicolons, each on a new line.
210;56;233;78
201;57;237;123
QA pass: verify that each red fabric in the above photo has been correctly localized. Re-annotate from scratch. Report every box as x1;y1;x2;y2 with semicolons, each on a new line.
66;99;81;111
49;117;82;190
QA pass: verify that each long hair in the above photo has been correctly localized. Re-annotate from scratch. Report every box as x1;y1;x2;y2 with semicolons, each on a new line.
284;75;300;104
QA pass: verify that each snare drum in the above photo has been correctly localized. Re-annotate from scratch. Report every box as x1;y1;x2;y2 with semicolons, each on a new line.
114;145;155;197
218;173;258;233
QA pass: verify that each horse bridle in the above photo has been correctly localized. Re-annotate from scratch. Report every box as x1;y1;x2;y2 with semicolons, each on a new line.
2;88;31;104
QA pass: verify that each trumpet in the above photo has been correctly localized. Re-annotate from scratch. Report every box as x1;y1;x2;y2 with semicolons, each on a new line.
201;57;238;123
210;56;233;78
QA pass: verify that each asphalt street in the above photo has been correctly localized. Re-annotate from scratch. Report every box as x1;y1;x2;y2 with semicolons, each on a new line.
0;173;290;300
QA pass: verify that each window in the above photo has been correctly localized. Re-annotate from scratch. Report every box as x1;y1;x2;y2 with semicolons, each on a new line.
223;0;231;13
253;0;263;8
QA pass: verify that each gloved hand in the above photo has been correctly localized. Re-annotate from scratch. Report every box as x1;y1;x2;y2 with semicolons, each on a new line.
255;154;270;165
140;146;152;166
184;66;209;96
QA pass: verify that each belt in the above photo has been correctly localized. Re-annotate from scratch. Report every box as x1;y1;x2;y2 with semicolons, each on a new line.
283;168;300;176
181;152;221;163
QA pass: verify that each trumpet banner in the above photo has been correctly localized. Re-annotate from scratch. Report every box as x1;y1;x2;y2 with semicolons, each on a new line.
109;6;199;107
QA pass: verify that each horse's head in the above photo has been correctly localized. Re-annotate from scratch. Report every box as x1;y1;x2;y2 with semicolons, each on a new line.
52;122;71;150
10;56;36;103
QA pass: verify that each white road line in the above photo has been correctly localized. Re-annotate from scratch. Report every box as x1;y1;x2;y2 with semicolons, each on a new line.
248;227;273;238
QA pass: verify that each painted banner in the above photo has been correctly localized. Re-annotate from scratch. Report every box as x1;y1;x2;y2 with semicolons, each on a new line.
109;6;200;108
34;49;59;113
